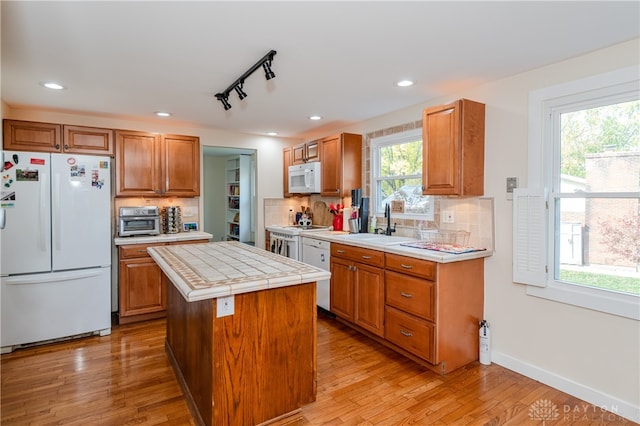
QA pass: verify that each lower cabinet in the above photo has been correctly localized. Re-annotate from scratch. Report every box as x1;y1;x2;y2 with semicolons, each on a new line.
330;243;384;337
118;239;208;324
330;244;484;374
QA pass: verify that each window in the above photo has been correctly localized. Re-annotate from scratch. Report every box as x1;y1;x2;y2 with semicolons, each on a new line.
370;129;434;219
515;66;640;320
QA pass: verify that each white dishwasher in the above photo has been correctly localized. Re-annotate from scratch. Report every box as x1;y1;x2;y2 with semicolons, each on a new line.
301;237;331;311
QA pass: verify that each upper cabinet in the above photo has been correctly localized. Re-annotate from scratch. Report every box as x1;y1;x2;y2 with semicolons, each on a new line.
292;140;320;164
320;133;362;197
115;130;200;198
3;120;113;156
422;99;485;196
283;147;292;197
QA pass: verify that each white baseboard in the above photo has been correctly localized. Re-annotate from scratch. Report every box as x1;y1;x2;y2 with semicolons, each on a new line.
492;351;640;424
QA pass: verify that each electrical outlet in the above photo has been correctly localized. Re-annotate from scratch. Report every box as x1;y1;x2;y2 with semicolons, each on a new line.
216;295;235;317
442;210;455;223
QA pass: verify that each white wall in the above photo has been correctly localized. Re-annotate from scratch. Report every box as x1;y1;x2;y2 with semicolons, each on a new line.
330;38;640;421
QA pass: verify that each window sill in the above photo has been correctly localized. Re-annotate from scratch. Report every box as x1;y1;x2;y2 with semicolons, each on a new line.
527;281;639;320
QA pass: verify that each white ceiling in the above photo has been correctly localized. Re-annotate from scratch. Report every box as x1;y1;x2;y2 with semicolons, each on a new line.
2;1;639;140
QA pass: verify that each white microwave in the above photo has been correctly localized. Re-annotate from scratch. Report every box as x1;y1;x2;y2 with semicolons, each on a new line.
288;162;321;194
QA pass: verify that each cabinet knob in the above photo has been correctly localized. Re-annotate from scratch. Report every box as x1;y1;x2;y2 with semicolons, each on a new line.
55;144;60;149
64;145;69;150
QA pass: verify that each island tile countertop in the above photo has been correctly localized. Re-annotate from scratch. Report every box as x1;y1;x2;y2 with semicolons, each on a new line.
114;231;213;246
299;230;493;263
148;241;331;302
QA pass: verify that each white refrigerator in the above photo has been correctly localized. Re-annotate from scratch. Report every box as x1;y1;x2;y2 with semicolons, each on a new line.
1;151;112;353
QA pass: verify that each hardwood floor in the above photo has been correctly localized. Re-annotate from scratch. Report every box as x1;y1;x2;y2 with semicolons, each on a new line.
1;312;634;425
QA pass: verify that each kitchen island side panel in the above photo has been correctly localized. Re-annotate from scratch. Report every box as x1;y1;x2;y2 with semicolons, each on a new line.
166;279;317;426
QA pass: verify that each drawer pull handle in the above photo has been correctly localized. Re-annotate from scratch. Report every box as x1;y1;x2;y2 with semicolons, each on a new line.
138;250;147;253
400;329;413;337
337;250;345;254
400;264;414;269
361;255;372;259
400;292;413;298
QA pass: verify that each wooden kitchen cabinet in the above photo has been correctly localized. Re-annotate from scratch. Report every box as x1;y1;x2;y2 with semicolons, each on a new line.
320;133;362;197
283;147;292;197
115;130;200;197
118;242;166;324
422;99;485;196
118;239;208;324
3;120;114;156
385;253;484;374
63;125;113;156
3;120;61;152
330;243;385;337
291;140;320;164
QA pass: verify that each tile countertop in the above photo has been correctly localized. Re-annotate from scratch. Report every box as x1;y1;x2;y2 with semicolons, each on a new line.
300;231;493;263
114;231;213;246
148;241;331;302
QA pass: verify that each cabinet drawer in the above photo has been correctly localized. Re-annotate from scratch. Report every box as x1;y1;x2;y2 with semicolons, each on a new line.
119;243;165;259
331;243;384;267
385;306;434;363
385;253;436;280
385;271;435;321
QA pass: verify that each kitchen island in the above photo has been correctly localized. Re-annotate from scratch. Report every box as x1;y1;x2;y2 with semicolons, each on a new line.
147;241;330;426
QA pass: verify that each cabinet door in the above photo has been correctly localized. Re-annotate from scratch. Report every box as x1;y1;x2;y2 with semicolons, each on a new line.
305;140;320;162
115;130;161;197
283;147;292;197
3;119;61;152
330;257;354;321
292;143;307;164
422;101;460;194
119;257;165;318
63;125;114;156
354;263;385;337
320;135;341;196
162;134;200;197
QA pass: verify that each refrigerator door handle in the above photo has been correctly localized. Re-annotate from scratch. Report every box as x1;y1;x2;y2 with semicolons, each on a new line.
0;208;5;230
53;173;61;250
40;173;49;251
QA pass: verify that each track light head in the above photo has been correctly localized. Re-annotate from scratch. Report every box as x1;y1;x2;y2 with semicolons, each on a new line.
216;93;232;110
262;61;276;80
234;83;248;100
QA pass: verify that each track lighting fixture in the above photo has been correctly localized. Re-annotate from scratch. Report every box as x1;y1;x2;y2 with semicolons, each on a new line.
215;50;277;111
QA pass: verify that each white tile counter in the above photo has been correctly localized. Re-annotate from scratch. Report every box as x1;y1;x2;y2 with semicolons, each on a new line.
114;231;213;246
300;230;493;263
148;241;331;302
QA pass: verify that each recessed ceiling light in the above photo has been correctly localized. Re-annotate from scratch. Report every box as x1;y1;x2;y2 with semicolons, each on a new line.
266;132;278;136
308;115;322;121
395;80;414;87
41;82;65;90
155;111;171;117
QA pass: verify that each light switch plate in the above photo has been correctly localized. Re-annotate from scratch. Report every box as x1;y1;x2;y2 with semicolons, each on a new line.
442;210;455;223
506;177;518;200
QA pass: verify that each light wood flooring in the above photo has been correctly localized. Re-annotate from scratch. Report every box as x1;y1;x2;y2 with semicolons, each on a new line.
1;311;634;425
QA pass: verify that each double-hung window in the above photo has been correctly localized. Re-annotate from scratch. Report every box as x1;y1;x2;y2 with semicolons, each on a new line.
370;128;434;220
515;66;640;320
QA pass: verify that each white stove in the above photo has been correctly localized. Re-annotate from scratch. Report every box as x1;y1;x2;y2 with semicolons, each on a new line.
266;224;332;260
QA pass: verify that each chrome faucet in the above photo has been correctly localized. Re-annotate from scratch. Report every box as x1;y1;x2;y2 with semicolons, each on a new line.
384;203;396;236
